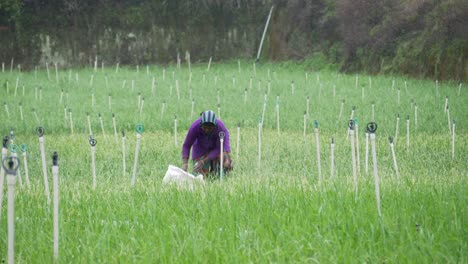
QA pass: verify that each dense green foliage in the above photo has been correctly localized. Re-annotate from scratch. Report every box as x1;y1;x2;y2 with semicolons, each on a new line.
0;62;466;262
0;0;467;80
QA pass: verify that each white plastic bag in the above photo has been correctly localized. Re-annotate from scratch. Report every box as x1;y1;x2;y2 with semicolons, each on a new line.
162;165;204;190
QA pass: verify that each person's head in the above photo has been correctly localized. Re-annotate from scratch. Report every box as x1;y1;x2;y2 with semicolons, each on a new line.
200;110;217;134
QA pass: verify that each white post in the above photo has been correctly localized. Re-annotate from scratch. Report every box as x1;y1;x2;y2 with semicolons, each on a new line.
306;96;310;117
276;95;280;135
236;123;240;161
452;119;456;160
122;131;126;178
4;103;10;118
447;107;451;134
355;121;361;174
256;5;274;61
52;152;59;260
131;128;143;187
395;114;400;145
99;113;106;138
207;57;212;72
5;157;18;264
365;130;369;174
444;96;448;113
349;121;358;201
38;129;51;205
330;137;335;180
69;110;74;134
406;116;410;153
219;132;225;180
389;137;400;181
314;121;322;184
19;103;23;121
112;114;118;142
21;146;30;187
415;104;418;129
90;137;97;189
258;117;262;168
0;139;8;219
303;112;307;137
87;113;93;135
108;94;112;110
368;123;381;217
174;115;178;146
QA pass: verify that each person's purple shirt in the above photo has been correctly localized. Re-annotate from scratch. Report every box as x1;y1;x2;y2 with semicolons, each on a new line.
182;118;231;161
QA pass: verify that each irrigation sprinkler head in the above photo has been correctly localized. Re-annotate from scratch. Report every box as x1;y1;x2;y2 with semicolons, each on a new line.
237;122;241;128
9;144;18;153
3;136;9;148
87;112;89;116
348;120;355;130
36;126;44;137
258;117;262;124
52;151;58;166
9;128;14;140
2;156;20;174
366;122;378;133
406;115;410;120
122;130;125;137
314;120;319;129
219;132;225;139
98;113;101;118
352;106;356;111
112;113;115;118
389;136;393;144
354;117;359;125
332;137;335;144
19;102;22;106
342;99;345;103
89;136;97;147
397;113;400;118
20;144;27;153
135;124;144;134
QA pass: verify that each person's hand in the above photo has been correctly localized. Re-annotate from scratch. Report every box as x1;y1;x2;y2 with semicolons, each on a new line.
193;157;208;173
182;158;189;172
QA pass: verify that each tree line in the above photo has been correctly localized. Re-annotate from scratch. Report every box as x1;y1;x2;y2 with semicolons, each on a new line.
0;0;466;81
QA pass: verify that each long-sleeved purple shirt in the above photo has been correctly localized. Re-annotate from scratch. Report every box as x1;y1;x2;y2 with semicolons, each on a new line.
182;118;231;161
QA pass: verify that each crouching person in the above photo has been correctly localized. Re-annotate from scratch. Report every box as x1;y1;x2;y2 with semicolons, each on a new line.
181;110;233;179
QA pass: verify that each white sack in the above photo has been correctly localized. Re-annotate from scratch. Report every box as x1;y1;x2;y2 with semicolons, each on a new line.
163;165;204;190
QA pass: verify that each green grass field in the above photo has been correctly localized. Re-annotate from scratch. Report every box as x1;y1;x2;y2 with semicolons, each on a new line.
0;61;466;263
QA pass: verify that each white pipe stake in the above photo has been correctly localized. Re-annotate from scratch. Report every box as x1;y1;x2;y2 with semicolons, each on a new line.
370;130;381;217
112;114;118;142
39;135;51;205
91;145;96;189
52;153;59;260
6;161;17;264
22;151;30;187
258;118;262;168
406;117;410;153
174;116;178;146
122;132;126;178
365;131;369;174
236;123;240;161
69;110;74;134
99;114;106;138
315;125;322;184
87;113;92;135
349;123;358;201
219;132;225;180
389;138;400;181
330;137;335;179
0;145;7;219
452;120;456;160
131;133;142;186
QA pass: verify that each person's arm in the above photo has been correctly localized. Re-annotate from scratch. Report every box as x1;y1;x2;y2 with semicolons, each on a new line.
207;121;230;160
182;123;197;170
